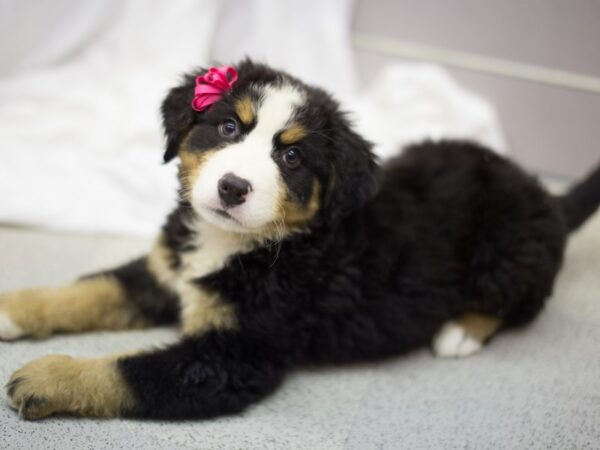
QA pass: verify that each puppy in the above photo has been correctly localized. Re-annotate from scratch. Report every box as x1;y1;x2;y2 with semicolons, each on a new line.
2;59;599;420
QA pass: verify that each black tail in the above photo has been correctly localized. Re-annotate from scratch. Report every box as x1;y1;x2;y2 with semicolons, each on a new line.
559;163;600;232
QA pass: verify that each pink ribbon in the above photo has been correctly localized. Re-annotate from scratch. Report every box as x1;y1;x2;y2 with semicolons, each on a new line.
191;65;238;112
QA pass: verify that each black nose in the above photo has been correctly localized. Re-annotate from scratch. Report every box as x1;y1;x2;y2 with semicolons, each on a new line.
218;173;252;207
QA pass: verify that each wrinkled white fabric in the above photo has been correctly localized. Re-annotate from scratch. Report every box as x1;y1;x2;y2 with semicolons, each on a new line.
0;0;506;236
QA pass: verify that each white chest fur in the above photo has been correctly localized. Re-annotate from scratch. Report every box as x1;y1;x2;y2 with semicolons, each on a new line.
179;220;255;281
149;218;256;291
148;218;256;335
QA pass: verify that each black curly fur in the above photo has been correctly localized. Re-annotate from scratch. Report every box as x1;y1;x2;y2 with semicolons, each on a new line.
106;60;600;419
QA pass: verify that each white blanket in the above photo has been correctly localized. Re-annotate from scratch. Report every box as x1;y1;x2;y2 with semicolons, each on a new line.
0;0;506;236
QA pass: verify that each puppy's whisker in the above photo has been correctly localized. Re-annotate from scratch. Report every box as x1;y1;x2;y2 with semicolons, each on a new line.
268;216;285;268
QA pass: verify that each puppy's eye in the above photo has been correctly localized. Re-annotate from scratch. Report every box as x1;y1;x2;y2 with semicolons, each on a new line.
218;119;239;138
282;147;302;169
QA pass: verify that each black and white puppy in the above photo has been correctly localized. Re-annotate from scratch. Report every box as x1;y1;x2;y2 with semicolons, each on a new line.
2;59;600;420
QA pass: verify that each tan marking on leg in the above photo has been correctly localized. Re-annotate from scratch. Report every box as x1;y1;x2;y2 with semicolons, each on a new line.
6;354;135;419
280;179;321;229
460;313;501;342
234;96;255;125
280;123;307;145
180;284;237;336
0;277;148;339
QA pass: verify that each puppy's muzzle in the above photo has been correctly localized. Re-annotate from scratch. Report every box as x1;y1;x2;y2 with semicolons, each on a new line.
218;173;252;208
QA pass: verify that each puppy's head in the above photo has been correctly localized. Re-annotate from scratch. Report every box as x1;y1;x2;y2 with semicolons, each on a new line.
162;59;377;236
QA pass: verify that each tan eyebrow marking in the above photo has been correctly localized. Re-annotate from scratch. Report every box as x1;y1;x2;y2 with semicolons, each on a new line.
280;124;308;145
234;96;255;125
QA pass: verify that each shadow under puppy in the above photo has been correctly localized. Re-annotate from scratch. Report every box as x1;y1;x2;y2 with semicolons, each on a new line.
2;59;600;420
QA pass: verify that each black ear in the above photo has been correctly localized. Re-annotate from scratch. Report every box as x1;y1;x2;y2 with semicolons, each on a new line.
323;118;378;223
160;72;200;163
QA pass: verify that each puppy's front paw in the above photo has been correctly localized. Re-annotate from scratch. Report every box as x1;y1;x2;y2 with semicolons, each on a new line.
0;311;25;341
5;355;75;419
0;287;63;340
0;290;42;340
5;354;132;420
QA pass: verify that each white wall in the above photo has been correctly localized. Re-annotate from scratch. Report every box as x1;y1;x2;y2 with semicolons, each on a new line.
352;0;600;178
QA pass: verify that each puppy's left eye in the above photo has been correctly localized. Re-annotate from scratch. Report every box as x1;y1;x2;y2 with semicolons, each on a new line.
218;119;239;138
282;147;302;169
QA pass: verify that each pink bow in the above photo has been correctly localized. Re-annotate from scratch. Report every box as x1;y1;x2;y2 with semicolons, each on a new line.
191;65;238;112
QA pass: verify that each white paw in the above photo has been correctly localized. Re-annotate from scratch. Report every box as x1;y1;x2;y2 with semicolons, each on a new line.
0;312;24;341
433;322;482;358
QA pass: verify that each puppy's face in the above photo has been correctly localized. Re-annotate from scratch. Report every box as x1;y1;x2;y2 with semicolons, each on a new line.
162;60;376;237
181;83;314;234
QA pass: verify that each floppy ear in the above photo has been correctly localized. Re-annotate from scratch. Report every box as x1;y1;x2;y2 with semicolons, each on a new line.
160;72;200;163
322;118;379;223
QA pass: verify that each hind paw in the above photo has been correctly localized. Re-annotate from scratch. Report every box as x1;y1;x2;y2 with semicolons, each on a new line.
432;322;483;358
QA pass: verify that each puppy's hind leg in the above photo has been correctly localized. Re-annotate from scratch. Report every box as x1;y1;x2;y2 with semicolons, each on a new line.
432;313;501;358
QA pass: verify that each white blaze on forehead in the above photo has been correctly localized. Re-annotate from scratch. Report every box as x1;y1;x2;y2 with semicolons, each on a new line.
193;83;304;231
253;84;304;140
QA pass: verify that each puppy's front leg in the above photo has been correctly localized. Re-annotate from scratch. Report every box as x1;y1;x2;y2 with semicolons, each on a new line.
119;331;286;419
0;256;178;340
6;354;134;419
6;331;285;420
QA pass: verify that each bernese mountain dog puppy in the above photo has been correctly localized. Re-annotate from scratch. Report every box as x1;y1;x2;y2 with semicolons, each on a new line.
2;59;600;420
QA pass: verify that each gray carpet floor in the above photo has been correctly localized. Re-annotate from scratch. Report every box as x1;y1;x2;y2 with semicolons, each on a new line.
0;211;599;449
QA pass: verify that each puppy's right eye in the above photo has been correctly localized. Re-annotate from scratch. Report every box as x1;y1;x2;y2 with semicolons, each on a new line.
218;119;239;138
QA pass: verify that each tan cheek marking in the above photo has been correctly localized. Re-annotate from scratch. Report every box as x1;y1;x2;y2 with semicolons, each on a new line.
234;96;255;125
0;277;148;338
280;179;321;229
6;354;135;419
280;124;307;145
180;284;237;336
458;313;502;342
178;147;217;202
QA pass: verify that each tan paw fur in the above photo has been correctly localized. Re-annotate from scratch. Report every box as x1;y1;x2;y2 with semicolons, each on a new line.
5;354;133;420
